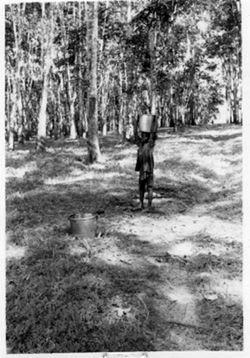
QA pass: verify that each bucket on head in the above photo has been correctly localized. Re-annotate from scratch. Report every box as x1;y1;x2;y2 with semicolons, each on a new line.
69;213;97;238
139;114;157;133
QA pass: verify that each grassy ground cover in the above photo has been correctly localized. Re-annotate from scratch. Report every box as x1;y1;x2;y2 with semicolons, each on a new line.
6;124;242;353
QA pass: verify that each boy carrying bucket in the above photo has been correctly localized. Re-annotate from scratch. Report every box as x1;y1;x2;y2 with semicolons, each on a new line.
135;114;157;210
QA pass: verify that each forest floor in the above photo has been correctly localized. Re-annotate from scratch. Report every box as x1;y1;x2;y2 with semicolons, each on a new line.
6;124;243;353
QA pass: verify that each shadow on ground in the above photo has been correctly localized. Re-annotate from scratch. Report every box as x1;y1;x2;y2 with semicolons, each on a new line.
6;172;220;238
181;131;242;143
6;232;159;353
6;125;243;352
6;224;243;352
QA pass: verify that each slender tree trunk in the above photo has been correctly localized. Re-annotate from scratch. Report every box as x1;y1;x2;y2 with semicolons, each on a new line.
8;4;25;149
149;28;157;116
59;4;77;140
37;3;53;151
14;4;26;144
169;83;175;128
8;77;17;151
84;0;90;136
101;83;107;136
67;62;77;139
232;63;240;124
77;2;86;138
87;1;101;163
118;69;124;135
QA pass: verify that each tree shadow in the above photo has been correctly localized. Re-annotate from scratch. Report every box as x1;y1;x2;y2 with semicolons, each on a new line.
206;199;242;222
112;230;243;350
6;173;217;238
7;156;225;240
6;230;162;353
6;217;243;353
156;157;218;180
182;131;242;142
154;181;217;207
194;298;243;350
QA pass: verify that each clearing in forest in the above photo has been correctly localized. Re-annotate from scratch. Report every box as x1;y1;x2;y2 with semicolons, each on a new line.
6;124;242;353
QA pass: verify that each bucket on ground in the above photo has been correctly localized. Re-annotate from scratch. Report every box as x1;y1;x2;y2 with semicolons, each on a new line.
139;114;157;133
69;213;97;238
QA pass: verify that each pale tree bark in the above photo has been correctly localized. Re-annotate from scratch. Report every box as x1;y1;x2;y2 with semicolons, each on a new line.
37;3;54;151
148;27;157;116
66;61;77;139
118;67;124;135
99;0;109;136
8;76;17;151
122;0;132;140
59;3;77;140
77;1;86;138
87;1;101;163
84;0;90;136
101;70;110;136
14;4;25;143
7;3;26;149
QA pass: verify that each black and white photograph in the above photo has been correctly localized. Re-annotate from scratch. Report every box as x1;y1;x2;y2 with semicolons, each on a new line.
3;0;248;355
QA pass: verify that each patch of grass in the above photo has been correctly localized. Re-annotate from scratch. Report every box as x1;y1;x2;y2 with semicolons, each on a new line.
186;252;242;277
157;157;217;180
195;298;243;350
6;125;243;352
6;236;156;353
211;199;242;221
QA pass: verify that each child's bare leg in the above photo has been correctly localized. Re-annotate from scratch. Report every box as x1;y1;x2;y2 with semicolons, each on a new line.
147;173;154;208
139;179;145;209
148;187;153;208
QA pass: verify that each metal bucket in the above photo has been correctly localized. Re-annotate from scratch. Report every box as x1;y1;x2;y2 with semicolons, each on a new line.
69;213;97;238
139;114;157;133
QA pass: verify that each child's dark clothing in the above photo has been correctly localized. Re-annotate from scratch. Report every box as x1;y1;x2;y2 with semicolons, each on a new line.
136;141;154;178
135;132;155;209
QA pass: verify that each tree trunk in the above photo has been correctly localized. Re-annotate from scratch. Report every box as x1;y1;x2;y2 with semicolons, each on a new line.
87;1;101;163
77;2;86;138
118;69;124;135
149;28;157;117
59;4;77;140
37;3;53;151
8;81;17;151
8;4;25;150
67;62;77;139
101;84;107;136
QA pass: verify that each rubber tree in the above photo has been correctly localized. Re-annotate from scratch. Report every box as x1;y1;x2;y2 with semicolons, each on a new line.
6;3;26;150
87;0;101;163
37;3;54;151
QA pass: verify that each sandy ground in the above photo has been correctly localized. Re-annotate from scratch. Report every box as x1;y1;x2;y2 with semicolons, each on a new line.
88;126;242;350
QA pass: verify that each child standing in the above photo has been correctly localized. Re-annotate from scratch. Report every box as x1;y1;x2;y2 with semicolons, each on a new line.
135;116;157;210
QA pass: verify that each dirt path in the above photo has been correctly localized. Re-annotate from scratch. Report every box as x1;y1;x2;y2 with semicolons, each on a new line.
89;126;242;350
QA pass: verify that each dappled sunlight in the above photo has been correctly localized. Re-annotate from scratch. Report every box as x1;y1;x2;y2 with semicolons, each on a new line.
168;241;195;257
7;191;26;200
116;155;136;169
164;213;242;243
213;278;242;303
193;272;242;301
6;125;242;352
6;161;37;180
182;126;242;139
44;170;124;185
167;286;194;305
6;244;26;260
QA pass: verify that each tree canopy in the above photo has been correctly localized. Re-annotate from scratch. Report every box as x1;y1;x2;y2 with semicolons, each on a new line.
5;0;242;153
